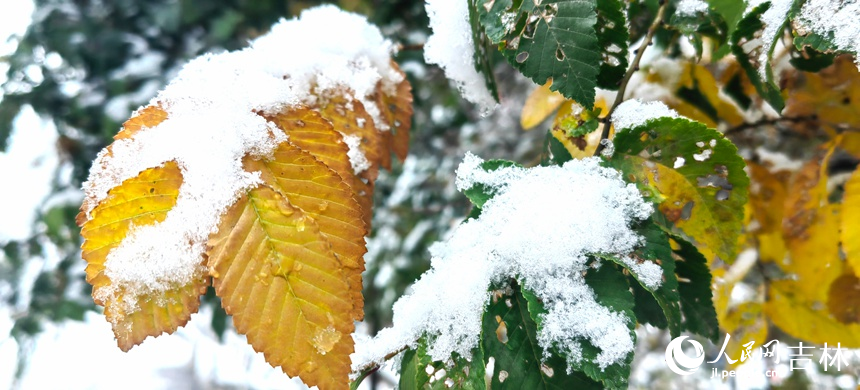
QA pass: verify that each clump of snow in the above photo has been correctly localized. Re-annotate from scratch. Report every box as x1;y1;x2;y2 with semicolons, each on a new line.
674;157;686;169
611;99;679;131
352;153;656;373
80;5;402;315
343;134;371;175
747;0;793;79
676;0;709;17
424;0;498;114
795;0;860;69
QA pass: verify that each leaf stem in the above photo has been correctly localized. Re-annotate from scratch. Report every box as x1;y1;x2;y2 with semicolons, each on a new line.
722;115;818;136
349;345;408;390
397;43;425;52
594;0;668;156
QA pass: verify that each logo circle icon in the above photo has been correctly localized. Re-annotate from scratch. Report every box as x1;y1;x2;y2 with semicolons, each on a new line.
665;336;705;375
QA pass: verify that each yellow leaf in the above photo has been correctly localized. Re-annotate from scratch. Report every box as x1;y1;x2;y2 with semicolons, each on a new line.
785;56;860;133
549;98;610;159
244;142;367;322
208;184;354;390
676;63;745;128
722;302;768;368
115;105;168;141
746;162;789;263
766;205;860;345
520;81;565;130
842;168;860;276
80;161;208;351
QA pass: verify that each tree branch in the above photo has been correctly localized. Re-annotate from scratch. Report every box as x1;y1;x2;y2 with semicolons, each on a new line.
594;0;668;156
349;345;408;390
722;115;819;136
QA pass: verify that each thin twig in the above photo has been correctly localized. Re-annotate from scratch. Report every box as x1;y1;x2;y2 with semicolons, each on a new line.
594;0;668;156
397;43;425;52
723;115;819;136
349;345;409;390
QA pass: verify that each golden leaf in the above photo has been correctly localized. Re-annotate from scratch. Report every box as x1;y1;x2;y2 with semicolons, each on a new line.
722;302;768;368
520;81;565;130
827;273;860;324
115;105;168;140
80;161;208;351
374;67;413;163
243;141;367;321
208;184;354;390
315;93;383;182
842;168;860;275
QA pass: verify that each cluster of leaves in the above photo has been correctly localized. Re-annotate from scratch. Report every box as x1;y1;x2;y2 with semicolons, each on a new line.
503;0;860;382
77;76;412;389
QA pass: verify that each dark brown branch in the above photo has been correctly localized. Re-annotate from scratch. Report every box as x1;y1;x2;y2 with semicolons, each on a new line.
594;0;668;156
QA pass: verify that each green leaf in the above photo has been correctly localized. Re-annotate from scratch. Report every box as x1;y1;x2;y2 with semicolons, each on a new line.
469;0;500;102
462;160;523;209
399;341;487;390
399;348;430;389
595;0;628;90
670;7;730;59
480;0;601;107
707;0;744;37
541;129;574;166
600;220;682;338
482;282;601;390
519;263;635;388
609;117;749;264
791;34;841;72
729;1;785;111
670;233;720;342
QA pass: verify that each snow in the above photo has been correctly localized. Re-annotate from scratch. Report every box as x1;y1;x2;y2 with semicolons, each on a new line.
352;153;656;373
795;0;860;68
611;99;679;131
748;0;793;79
674;157;686;169
424;0;498;114
79;5;402;317
343;134;371;175
676;0;709;17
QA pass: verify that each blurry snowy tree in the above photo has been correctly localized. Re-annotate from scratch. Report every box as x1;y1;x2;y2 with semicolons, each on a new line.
7;0;860;389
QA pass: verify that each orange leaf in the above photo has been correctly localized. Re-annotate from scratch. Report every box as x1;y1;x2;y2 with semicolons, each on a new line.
80;161;208;351
316;92;383;182
243;141;367;321
208;184;355;390
375;69;413;164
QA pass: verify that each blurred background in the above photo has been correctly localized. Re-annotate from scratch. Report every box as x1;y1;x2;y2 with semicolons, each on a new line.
3;1;860;389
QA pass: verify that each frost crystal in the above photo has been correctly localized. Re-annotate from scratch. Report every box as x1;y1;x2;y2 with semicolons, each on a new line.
611;99;679;131
796;0;860;69
81;5;401;315
676;0;709;17
352;153;656;373
424;0;498;114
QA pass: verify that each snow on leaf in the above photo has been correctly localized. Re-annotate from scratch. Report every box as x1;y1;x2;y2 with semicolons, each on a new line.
207;184;355;390
80;161;208;351
483;283;602;389
353;155;655;376
729;1;788;111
